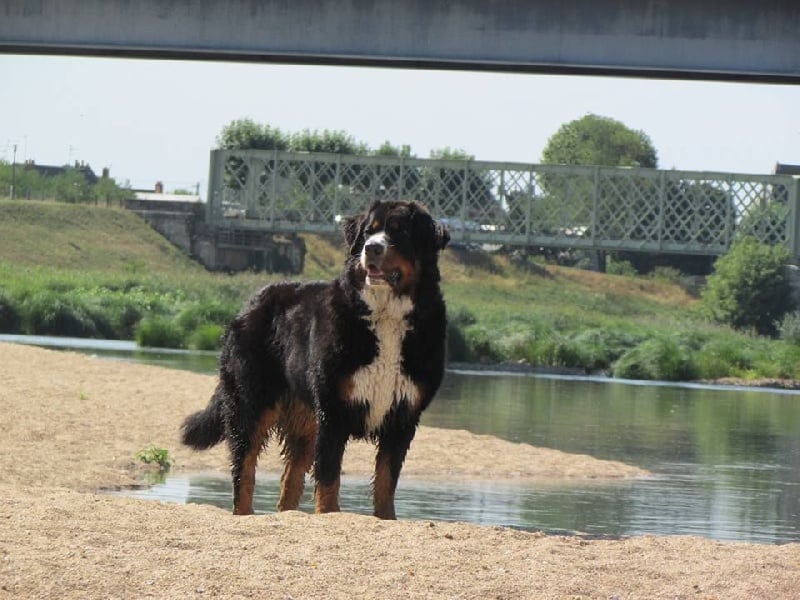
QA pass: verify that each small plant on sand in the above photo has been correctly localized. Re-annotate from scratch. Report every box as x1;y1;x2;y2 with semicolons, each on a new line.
135;445;173;472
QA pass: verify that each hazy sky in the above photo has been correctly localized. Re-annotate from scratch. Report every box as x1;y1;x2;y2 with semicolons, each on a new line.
2;54;799;198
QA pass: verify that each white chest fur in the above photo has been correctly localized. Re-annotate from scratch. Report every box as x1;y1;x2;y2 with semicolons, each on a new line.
349;287;419;432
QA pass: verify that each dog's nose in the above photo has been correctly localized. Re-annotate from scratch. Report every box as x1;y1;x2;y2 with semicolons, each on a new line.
365;243;384;259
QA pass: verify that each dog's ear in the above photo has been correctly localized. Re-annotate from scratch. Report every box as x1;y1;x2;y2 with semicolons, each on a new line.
343;213;366;256
410;201;449;253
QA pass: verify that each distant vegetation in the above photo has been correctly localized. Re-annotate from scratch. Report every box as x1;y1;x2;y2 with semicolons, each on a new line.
1;200;799;382
0;160;130;204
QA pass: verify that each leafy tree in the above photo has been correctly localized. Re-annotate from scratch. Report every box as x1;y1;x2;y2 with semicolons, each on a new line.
542;114;657;168
216;118;289;151
93;176;131;204
701;236;794;336
373;141;413;158
289;129;367;155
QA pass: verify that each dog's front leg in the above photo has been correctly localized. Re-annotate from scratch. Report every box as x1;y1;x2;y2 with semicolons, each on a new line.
313;423;349;513
373;423;417;520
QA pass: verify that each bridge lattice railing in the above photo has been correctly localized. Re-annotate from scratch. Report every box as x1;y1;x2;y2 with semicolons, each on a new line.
207;149;800;258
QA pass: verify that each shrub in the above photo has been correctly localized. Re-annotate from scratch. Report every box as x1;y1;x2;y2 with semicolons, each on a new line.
463;326;504;363
607;259;637;277
135;316;184;348
0;290;22;333
694;337;753;380
176;301;236;334
446;321;469;362
22;292;99;337
777;311;800;345
613;337;696;381
752;343;800;379
189;324;224;351
700;237;793;336
567;329;644;371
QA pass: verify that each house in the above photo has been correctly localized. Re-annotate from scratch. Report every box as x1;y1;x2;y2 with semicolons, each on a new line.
132;181;201;204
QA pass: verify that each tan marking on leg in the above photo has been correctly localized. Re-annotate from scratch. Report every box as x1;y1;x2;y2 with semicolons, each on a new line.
278;403;317;511
233;408;278;516
373;452;397;520
315;479;341;514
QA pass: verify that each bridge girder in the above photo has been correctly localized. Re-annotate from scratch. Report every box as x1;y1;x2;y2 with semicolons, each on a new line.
1;0;799;82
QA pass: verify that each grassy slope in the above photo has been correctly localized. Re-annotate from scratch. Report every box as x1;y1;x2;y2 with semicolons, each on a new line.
1;200;794;379
0;200;198;272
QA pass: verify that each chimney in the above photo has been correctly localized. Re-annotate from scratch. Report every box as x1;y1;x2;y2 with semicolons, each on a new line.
155;181;164;194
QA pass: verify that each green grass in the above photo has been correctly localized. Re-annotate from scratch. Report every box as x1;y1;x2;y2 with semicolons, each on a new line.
0;199;797;381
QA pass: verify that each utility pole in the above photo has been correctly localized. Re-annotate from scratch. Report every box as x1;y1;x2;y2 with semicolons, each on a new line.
11;144;16;200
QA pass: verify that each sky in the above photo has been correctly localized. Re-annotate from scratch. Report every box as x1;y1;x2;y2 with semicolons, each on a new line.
2;54;799;199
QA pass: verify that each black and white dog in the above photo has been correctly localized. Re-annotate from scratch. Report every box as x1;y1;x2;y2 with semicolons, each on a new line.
181;200;449;519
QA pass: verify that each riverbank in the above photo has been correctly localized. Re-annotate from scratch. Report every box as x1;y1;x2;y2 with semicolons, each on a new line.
3;200;800;384
1;342;798;599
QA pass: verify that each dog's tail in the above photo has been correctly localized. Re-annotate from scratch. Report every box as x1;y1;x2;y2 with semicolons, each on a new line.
181;384;226;450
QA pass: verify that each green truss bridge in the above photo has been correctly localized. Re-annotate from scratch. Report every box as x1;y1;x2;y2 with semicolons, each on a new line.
206;150;800;261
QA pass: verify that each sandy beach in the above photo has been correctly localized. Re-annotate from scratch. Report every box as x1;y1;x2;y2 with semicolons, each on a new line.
0;342;797;599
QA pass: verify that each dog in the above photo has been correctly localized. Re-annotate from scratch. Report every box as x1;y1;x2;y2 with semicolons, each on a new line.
181;200;449;519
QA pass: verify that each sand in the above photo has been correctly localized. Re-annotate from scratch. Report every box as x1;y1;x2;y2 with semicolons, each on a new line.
0;342;797;599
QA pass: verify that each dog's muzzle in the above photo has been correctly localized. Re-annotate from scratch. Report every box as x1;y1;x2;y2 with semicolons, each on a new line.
362;233;401;286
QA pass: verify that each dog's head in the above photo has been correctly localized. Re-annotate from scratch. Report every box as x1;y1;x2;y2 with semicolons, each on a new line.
344;200;449;295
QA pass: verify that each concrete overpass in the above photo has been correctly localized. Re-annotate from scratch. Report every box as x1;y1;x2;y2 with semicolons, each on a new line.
1;0;799;82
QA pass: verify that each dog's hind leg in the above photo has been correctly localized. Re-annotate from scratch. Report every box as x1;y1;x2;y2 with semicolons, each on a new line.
277;403;317;511
230;408;278;515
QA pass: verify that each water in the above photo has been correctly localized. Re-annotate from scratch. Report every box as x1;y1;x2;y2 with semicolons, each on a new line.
4;335;799;543
0;333;219;374
130;366;800;544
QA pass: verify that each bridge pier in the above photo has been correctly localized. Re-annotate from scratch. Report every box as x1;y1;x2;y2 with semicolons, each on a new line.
124;198;305;274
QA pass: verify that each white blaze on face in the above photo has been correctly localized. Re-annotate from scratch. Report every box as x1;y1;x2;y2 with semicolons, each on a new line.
361;231;389;286
349;287;418;432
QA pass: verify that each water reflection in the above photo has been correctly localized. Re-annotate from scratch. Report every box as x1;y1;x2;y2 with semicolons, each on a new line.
422;371;800;543
125;369;800;544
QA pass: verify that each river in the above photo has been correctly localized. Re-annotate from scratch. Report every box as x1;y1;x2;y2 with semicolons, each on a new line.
3;334;798;544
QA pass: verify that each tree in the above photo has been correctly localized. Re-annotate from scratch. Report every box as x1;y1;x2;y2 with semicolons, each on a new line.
289;129;367;155
216;118;289;151
700;236;794;336
542;114;657;168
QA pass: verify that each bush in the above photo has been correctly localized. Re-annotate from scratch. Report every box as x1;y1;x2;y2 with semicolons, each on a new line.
566;329;644;371
22;292;99;337
176;301;235;334
0;290;22;333
607;259;637;277
446;321;469;362
613;337;696;381
700;237;794;336
189;324;224;351
136;316;184;348
777;311;800;345
694;337;753;380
